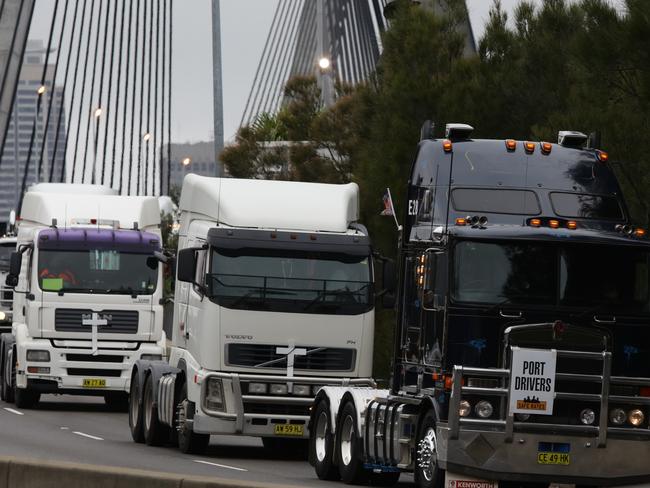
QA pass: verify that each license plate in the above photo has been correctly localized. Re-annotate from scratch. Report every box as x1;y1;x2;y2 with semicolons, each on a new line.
82;378;106;388
537;452;570;465
274;424;304;436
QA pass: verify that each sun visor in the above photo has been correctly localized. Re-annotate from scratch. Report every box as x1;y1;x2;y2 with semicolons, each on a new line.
38;228;160;254
207;228;371;257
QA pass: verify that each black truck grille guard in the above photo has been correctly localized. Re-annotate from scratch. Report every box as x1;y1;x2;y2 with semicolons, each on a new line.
448;348;650;446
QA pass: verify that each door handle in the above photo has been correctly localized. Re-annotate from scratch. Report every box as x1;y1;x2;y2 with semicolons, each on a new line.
499;310;523;319
593;315;616;325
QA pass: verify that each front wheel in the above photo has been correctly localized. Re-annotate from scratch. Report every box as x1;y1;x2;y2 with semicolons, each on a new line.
310;400;339;480
336;400;368;485
414;410;444;488
128;372;145;443
177;381;210;454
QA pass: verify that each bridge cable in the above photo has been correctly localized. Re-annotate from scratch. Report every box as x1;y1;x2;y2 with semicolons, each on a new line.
143;0;154;195
136;0;148;195
159;0;167;195
51;0;83;182
99;0;119;185
152;0;161;196
166;0;173;195
71;0;98;182
127;0;142;195
18;0;60;212
110;0;127;189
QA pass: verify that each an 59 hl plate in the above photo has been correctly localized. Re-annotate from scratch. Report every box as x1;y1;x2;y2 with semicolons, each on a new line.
82;378;106;388
274;424;304;436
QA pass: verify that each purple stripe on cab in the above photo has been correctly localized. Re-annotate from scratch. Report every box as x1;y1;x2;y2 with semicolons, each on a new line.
37;228;160;254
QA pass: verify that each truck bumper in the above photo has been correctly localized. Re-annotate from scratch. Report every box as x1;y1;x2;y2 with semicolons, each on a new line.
438;425;650;486
192;372;374;438
17;338;165;394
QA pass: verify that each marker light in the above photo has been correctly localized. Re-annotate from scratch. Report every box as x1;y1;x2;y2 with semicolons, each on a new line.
524;142;535;154
459;400;471;417
455;217;467;226
597;150;609;163
530;218;541;227
549;220;560;229
567;221;577;230
610;408;626;426
629;409;645;427
580;408;596;425
540;142;552;154
443;140;453;153
635;228;646;237
505;139;517;151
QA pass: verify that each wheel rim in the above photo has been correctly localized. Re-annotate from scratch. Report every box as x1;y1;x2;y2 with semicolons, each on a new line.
340;415;355;466
130;380;140;426
143;380;153;431
315;411;329;462
417;426;438;482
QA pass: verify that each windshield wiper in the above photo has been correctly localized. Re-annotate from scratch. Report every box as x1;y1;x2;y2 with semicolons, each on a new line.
104;288;142;298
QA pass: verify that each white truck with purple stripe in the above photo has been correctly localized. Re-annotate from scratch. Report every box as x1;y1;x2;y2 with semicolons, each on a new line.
0;185;167;409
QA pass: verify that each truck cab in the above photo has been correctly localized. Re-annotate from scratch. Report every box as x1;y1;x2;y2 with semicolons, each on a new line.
0;186;167;409
128;175;375;454
309;124;650;487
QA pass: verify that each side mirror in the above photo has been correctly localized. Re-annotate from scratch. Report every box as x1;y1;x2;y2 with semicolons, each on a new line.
6;252;21;288
381;260;396;294
176;248;197;283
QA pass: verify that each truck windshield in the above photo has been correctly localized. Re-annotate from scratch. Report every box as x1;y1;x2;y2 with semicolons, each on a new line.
207;249;372;315
0;242;14;271
38;249;158;295
453;240;650;312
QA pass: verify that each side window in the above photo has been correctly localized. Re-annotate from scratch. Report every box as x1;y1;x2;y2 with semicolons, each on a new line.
193;249;207;295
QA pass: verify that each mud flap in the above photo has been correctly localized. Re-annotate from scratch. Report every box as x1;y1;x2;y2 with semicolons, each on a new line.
445;471;498;488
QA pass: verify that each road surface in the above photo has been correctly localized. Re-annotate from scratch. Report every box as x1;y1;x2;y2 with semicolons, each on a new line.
0;394;414;486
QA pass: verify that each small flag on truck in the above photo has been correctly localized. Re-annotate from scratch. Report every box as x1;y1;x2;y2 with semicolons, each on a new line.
380;188;401;231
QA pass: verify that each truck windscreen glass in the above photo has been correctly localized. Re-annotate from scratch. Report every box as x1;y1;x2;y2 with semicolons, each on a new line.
454;241;650;311
451;188;541;215
207;249;373;315
38;249;158;294
0;243;14;270
549;192;623;220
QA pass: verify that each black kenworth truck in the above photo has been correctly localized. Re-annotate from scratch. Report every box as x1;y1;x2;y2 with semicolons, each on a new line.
308;122;650;488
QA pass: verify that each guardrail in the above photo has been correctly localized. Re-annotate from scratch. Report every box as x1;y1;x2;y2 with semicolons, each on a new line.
0;456;302;488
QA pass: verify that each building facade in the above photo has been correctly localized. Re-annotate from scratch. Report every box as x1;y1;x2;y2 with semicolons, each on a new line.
0;40;66;221
163;141;218;194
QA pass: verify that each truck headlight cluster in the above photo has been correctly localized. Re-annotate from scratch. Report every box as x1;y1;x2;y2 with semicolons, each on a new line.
459;400;471;417
609;407;645;427
270;384;288;395
26;350;50;362
579;408;596;425
248;383;267;394
475;400;494;419
293;385;311;396
204;378;225;412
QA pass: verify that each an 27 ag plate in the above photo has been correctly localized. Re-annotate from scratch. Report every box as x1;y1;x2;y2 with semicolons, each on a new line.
274;424;304;436
82;378;106;388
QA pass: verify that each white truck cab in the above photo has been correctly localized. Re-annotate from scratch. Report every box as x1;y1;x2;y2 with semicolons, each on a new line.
129;175;375;453
0;185;167;409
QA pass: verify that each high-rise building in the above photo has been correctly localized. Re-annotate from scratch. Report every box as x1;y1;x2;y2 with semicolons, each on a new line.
0;40;67;221
162;141;218;194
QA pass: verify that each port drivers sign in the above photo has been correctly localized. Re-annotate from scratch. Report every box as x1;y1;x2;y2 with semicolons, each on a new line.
509;347;557;415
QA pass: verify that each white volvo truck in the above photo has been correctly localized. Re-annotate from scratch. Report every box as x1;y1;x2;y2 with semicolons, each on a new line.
0;184;167;409
128;175;375;453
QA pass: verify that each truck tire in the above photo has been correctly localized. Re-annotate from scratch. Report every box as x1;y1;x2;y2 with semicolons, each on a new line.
336;400;368;485
129;371;145;443
177;381;210;454
143;374;170;446
414;410;444;488
14;387;39;409
1;344;13;403
310;400;339;480
104;392;129;412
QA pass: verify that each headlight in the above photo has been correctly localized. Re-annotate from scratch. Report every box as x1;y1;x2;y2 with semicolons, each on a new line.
475;400;493;419
0;311;6;321
459;400;471;417
270;383;288;395
609;408;626;426
141;354;163;361
293;384;310;396
580;408;596;426
26;350;50;362
629;409;645;427
204;377;225;412
248;382;267;394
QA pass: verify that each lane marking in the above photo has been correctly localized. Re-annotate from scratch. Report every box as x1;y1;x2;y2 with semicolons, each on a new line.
193;459;248;472
60;427;69;430
3;407;24;416
72;431;104;441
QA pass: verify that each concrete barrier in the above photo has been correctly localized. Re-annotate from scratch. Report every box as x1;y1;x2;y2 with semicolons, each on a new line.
0;456;303;488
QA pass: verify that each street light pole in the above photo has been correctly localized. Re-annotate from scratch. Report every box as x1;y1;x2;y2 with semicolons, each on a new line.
92;107;102;184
